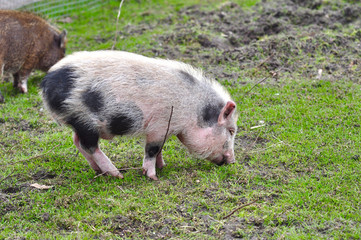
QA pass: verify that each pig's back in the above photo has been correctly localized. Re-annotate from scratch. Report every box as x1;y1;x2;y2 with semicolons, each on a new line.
48;50;229;104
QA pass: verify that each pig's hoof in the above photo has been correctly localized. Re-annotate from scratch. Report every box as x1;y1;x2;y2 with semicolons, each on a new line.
156;163;165;169
227;158;236;164
142;168;158;180
105;170;123;179
148;175;158;181
112;172;124;179
116;173;124;179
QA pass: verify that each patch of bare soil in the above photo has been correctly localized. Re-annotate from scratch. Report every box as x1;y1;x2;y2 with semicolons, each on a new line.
145;0;361;82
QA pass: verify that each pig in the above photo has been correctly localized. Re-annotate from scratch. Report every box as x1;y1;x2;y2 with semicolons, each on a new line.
40;50;238;180
0;10;67;103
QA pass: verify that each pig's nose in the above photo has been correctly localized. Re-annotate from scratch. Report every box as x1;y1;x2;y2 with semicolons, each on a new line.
224;153;235;164
216;157;227;166
227;158;235;164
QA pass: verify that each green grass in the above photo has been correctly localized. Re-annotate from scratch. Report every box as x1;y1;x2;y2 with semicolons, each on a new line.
1;0;361;239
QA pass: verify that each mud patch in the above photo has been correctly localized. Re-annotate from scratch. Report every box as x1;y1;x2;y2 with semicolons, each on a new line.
32;170;57;180
0;197;16;216
0;184;30;215
6;118;42;131
139;0;361;82
235;135;270;156
109;215;164;239
237;135;269;147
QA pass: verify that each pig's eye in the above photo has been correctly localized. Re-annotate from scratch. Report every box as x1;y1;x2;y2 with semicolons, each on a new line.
229;129;235;136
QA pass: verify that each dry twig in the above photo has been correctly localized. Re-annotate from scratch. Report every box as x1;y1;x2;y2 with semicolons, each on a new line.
112;0;125;50
93;171;109;179
243;130;262;155
222;199;258;219
93;167;143;179
157;106;174;157
243;75;269;96
255;53;274;69
244;68;281;97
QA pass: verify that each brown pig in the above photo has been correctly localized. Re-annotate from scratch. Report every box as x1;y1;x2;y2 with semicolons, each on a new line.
41;51;238;180
0;10;67;102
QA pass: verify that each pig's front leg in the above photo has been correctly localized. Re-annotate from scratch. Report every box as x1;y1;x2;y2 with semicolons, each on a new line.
73;133;102;174
13;71;30;93
73;133;123;178
142;140;164;180
156;151;165;169
92;148;124;178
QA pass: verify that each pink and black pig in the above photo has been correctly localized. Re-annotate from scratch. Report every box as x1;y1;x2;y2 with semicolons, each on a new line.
0;10;67;102
41;51;238;180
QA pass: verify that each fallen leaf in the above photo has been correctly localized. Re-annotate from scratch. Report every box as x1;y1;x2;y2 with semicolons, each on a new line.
30;183;53;190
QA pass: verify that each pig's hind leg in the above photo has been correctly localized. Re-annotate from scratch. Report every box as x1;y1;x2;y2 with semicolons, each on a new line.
156;152;165;169
143;136;166;180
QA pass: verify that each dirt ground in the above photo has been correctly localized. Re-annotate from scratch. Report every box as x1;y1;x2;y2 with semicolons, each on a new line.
125;0;360;84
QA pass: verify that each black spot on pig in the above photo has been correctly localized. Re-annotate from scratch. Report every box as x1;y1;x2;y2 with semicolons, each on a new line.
145;142;161;158
82;89;104;113
66;115;99;153
198;101;224;127
41;66;77;113
107;103;143;136
109;114;134;135
179;70;196;85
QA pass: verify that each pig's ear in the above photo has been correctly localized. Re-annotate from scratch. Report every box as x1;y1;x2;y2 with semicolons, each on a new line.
218;101;236;125
59;30;67;48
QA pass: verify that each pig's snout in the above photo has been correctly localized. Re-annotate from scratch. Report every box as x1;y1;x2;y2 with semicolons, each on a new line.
226;153;236;164
216;156;227;166
215;153;235;166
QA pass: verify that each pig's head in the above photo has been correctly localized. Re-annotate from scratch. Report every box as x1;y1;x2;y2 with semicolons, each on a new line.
39;29;67;72
178;101;238;166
